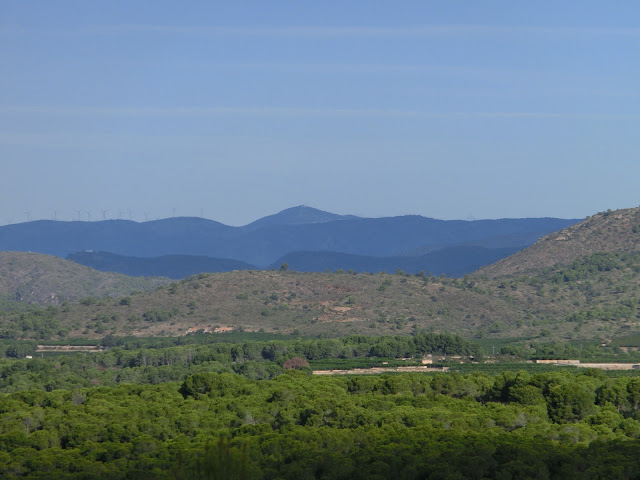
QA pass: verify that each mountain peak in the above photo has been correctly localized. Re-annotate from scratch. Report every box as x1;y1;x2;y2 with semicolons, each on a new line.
243;206;358;230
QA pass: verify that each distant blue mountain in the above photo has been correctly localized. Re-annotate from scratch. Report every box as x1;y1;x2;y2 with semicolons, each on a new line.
269;246;522;276
67;251;257;279
68;246;520;279
0;206;580;269
242;205;358;231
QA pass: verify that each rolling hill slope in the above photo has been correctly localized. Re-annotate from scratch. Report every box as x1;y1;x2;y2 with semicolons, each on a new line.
11;245;636;342
479;207;640;278
0;251;169;305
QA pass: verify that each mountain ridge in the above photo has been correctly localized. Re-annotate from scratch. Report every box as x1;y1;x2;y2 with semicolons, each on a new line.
0;207;580;267
268;246;521;276
67;251;258;279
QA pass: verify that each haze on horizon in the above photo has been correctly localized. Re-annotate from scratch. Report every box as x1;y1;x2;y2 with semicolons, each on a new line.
1;1;639;226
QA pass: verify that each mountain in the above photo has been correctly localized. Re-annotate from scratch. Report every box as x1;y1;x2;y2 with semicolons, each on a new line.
479;207;640;278
269;246;520;276
0;218;234;260
0;251;169;305
66;245;522;280
68;251;258;279
232;216;579;266
1;208;638;341
241;205;358;231
0;208;579;268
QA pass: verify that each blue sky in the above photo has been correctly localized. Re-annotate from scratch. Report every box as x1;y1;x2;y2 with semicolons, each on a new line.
1;1;639;225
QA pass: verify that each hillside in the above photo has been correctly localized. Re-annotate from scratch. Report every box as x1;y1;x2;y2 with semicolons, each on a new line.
479;207;640;278
0;251;169;305
0;270;517;339
7;246;638;342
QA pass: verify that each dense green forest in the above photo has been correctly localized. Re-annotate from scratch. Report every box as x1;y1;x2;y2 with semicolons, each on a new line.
0;333;639;478
2;367;640;478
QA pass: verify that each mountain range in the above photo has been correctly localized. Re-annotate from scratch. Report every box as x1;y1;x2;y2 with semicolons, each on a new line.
0;206;579;277
0;207;638;341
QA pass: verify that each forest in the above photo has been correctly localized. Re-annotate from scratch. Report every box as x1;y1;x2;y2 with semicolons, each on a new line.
0;332;639;478
2;367;640;478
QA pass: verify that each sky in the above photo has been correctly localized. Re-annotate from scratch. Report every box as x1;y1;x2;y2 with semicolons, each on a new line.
1;1;639;225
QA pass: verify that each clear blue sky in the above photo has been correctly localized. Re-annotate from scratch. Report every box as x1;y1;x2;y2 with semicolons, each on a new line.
1;1;639;225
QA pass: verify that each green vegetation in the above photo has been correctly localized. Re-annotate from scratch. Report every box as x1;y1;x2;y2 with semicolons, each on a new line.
1;207;640;476
2;331;640;391
547;252;640;283
0;304;69;340
0;332;481;388
2;362;640;478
